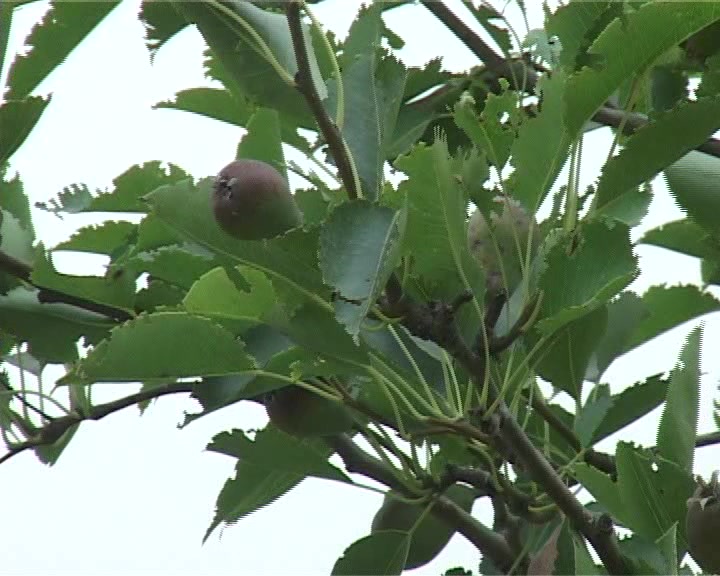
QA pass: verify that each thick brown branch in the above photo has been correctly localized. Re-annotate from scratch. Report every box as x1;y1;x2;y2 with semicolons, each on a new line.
286;2;359;200
326;434;521;573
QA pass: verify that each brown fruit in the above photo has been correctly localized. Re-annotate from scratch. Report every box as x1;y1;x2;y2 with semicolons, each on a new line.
686;471;720;574
371;484;475;570
212;159;302;240
467;195;539;296
265;385;354;437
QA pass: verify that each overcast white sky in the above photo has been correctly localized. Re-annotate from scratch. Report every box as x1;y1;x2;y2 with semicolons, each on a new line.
1;1;719;574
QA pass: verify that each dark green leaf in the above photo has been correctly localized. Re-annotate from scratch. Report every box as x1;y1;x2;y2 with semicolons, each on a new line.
595;98;720;210
0;97;50;166
4;1;120;99
320;201;405;337
54;221;136;256
62;311;256;384
656;326;701;474
332;531;410;576
139;0;187;57
640;218;720;260
236;107;286;179
575;385;613;447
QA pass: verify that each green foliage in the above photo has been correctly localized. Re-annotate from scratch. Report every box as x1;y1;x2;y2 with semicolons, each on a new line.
1;2;719;575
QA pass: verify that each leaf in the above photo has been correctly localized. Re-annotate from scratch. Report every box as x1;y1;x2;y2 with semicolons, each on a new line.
0;96;50;165
236;107;286;180
31;249;135;312
62;311;256;384
574;386;613;448
53;221;136;256
585;292;649;382
204;427;333;541
595;98;720;209
536;220;637;334
395;140;484;307
127;245;219;292
0;209;34;268
615;442;695;553
594;186;652;227
145;177;330;311
664;151;720;237
656;326;701;474
511;71;571;212
621;285;720;356
0;164;33;235
640;218;720;260
36;161;191;216
4;1;120;99
207;428;350;483
531;305;608;400
154;88;309;152
182;265;276;333
564;2;720;135
183;324;297;426
0;287;113;364
591;374;668;445
175;1;322;128
320;201;405;337
332;531;410;576
453;86;518;170
574;463;629;527
139;0;187;58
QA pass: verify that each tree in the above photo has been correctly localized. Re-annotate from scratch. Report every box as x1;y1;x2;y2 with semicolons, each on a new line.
1;1;720;574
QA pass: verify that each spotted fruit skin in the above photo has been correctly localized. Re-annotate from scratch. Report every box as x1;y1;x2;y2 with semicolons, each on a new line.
371;484;475;570
467;195;538;296
212;159;302;240
265;385;354;437
686;472;720;574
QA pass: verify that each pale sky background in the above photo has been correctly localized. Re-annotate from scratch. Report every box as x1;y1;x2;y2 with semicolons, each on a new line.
1;1;719;574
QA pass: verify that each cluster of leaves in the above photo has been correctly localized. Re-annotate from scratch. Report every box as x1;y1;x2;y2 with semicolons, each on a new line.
1;1;720;574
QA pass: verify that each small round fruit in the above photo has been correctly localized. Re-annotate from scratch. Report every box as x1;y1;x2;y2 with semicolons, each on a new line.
467;195;538;296
212;159;302;240
686;471;720;574
371;484;475;570
265;385;354;437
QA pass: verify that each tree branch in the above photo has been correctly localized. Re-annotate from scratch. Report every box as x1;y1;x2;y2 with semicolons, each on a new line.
326;433;522;573
286;2;359;200
0;381;193;466
420;0;720;160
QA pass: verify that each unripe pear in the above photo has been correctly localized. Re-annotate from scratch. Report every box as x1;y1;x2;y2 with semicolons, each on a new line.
371;484;475;570
265;385;354;437
467;195;538;296
686;471;720;574
212;159;302;240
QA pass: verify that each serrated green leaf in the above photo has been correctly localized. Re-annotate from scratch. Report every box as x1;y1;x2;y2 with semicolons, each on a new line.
0;287;113;363
591;374;668;445
134;277;185;313
128;245;218;291
621;284;720;356
0;96;50;166
537;220;637;334
332;531;410;576
145;177;330;311
236;106;287;179
320;201;405;337
664;150;720;237
532;305;608;400
575;385;613;447
511;71;571;212
64;311;256;384
204;426;333;541
574;463;629;527
208;427;350;483
595;98;720;210
585;292;648;382
53;221;136;256
0;209;34;268
656;326;701;474
4;1;120;99
594;186;652;227
0;165;33;236
395;140;484;308
183;265;275;332
139;0;187;58
640;218;720;260
615;442;695;554
564;2;720;135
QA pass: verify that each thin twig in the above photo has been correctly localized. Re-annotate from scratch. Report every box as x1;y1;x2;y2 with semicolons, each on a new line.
0;382;193;466
286;2;360;199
